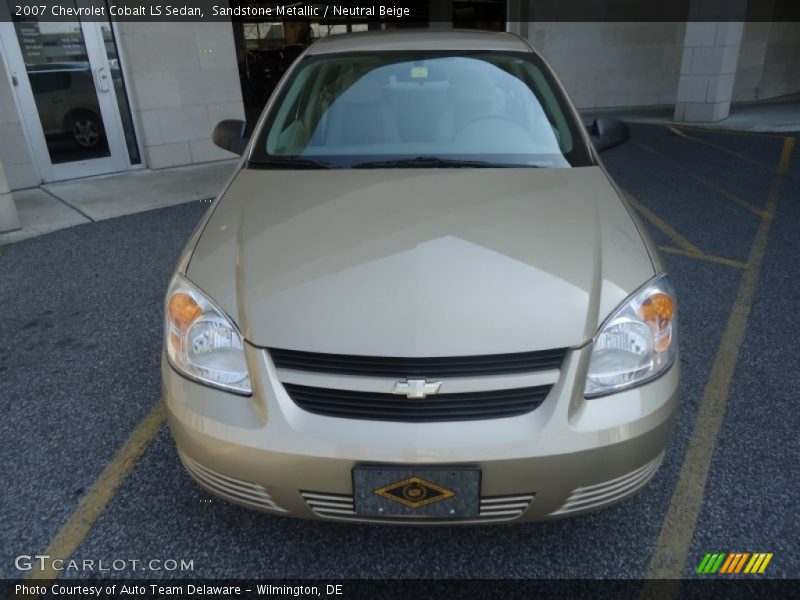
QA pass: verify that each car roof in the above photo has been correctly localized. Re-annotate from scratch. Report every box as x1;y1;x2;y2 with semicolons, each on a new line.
306;29;532;55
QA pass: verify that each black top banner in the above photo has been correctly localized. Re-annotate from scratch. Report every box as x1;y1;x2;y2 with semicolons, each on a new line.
1;0;799;23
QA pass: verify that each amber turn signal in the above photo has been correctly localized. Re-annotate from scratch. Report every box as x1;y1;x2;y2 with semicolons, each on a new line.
168;292;202;333
639;292;674;326
639;292;674;352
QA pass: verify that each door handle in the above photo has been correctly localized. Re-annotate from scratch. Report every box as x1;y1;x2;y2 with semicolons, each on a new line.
96;67;110;93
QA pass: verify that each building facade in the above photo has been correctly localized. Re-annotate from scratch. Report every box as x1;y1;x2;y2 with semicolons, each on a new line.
1;2;798;231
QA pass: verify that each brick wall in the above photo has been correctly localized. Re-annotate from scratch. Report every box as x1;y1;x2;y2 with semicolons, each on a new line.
522;23;687;110
734;22;800;102
116;22;246;169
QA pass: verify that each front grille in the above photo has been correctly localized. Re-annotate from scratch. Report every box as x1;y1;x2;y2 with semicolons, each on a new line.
270;347;567;378
284;383;550;422
301;491;534;522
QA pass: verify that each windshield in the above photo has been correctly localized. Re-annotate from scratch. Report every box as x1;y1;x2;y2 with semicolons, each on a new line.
250;51;593;169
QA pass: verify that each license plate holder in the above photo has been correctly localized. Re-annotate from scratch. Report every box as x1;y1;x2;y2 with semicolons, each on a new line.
353;466;480;518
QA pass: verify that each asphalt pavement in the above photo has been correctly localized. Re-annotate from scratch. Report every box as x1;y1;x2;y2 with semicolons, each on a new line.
0;124;797;580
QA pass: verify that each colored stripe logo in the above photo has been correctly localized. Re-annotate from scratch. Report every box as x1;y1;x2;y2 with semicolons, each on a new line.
696;552;773;574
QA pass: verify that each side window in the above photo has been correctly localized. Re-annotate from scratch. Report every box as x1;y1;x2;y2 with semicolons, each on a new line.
519;63;573;153
30;71;71;94
266;64;316;155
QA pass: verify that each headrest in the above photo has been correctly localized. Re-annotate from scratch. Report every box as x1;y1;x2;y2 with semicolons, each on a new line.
339;72;386;104
450;67;498;104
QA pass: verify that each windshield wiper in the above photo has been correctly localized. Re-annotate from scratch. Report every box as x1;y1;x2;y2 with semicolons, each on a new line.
350;156;540;169
248;157;338;169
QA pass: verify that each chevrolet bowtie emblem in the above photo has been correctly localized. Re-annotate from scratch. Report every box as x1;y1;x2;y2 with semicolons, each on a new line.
391;378;442;399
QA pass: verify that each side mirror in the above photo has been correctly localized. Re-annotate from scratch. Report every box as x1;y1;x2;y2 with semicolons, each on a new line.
589;117;630;153
212;119;248;155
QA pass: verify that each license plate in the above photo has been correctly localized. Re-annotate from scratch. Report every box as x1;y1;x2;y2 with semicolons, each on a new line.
353;466;480;518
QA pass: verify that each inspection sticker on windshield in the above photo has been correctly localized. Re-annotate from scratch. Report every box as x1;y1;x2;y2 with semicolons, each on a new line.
411;66;428;79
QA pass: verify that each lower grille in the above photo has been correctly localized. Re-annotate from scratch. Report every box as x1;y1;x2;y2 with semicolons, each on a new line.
285;383;550;422
301;491;356;517
301;491;534;522
178;450;287;513
479;494;536;518
549;452;664;516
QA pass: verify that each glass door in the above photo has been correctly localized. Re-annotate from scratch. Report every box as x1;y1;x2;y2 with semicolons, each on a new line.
0;2;138;182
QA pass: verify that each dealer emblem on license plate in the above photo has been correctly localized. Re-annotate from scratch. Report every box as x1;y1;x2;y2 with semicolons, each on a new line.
374;476;456;509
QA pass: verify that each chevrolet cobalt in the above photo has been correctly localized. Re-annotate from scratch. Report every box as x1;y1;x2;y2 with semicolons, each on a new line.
163;30;679;523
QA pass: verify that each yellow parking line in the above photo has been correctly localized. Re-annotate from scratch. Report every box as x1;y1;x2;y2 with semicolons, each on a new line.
667;126;778;172
643;135;794;585
778;136;795;173
693;174;768;218
634;141;767;218
25;402;166;581
624;192;703;256
657;246;746;270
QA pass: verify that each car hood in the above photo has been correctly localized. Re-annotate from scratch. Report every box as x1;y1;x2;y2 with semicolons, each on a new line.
186;166;654;356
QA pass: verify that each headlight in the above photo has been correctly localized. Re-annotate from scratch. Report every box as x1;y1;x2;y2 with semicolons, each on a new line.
165;274;251;395
585;273;677;398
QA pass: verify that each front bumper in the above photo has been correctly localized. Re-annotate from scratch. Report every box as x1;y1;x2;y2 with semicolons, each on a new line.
163;344;679;524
